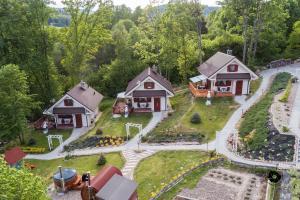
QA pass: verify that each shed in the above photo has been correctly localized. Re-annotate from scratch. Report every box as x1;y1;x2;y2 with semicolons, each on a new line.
81;165;122;200
4;147;26;168
95;174;138;200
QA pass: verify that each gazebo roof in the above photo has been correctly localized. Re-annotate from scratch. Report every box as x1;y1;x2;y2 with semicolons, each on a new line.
4;147;26;165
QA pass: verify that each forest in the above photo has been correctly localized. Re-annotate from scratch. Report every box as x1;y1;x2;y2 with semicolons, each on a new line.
0;0;300;142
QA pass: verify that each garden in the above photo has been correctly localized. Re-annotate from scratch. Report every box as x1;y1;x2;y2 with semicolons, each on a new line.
238;72;295;161
144;92;238;143
26;152;124;185
2;129;71;154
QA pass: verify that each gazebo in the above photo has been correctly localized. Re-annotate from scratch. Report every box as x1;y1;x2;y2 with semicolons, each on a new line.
4;147;26;168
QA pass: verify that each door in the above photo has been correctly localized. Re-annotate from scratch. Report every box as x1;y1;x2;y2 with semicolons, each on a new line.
154;98;161;112
75;114;83;128
235;80;243;95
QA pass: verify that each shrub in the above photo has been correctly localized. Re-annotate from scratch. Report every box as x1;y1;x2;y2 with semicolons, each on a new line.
279;79;292;103
27;138;36;146
190;113;201;124
99;99;113;112
282;126;289;132
97;153;107;166
96;128;103;135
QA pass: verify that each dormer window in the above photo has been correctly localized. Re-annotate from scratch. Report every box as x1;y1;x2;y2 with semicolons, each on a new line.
144;82;154;89
64;99;73;106
227;64;238;72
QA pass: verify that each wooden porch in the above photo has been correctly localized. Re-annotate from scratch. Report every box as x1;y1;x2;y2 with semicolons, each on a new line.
189;83;233;98
133;108;152;113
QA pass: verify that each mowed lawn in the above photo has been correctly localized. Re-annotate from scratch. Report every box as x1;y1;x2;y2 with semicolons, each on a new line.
149;92;238;141
6;129;72;153
134;151;211;200
86;98;152;138
26;152;124;185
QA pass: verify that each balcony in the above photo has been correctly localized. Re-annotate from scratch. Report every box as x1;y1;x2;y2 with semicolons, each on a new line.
189;83;234;98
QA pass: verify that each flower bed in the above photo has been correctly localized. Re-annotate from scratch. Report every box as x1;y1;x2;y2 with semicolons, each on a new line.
144;132;205;143
64;136;124;151
21;147;46;153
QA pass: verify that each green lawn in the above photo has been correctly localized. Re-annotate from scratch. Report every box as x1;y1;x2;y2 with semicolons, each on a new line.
6;129;72;153
86;98;152;138
26;152;124;185
146;92;238;142
134;151;211;200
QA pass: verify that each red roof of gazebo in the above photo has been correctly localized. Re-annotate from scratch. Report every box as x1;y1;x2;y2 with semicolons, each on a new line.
4;147;26;165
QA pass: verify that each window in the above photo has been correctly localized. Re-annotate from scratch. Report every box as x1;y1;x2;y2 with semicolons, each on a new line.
144;82;155;89
133;97;151;103
227;64;238;72
64;99;73;106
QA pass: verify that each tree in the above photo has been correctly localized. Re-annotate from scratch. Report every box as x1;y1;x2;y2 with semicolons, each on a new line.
0;156;48;199
285;21;300;59
0;0;62;108
62;0;112;86
0;65;38;144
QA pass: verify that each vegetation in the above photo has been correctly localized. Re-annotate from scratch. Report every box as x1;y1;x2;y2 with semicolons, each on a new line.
279;79;292;103
0;156;48;200
289;169;300;200
134;151;212;200
27;152;124;184
239;72;292;150
85;99;151;138
146;93;237;142
249;78;262;97
285;21;300;59
97;153;107;166
190;112;201;124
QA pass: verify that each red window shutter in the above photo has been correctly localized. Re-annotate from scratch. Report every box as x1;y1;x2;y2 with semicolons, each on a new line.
234;65;238;72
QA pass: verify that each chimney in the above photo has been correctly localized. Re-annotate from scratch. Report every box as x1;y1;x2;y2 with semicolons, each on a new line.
80;80;88;90
226;49;232;55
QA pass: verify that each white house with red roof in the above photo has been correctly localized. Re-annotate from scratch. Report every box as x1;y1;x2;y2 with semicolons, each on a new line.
189;52;259;97
44;81;103;128
113;67;174;114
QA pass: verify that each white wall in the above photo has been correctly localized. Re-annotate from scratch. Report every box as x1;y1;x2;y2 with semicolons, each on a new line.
242;79;249;94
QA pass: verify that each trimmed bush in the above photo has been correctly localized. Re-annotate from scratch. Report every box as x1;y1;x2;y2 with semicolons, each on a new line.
27;138;36;146
282;126;289;132
96;128;103;135
279;79;292;102
97;153;107;166
190;113;201;124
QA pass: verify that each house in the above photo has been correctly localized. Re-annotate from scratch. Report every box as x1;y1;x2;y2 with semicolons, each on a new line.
44;81;103;128
189;52;259;97
113;67;174;115
4;147;26;168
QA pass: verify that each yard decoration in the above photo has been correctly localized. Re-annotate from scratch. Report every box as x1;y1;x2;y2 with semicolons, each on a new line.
206;90;212;106
125;123;142;141
47;134;63;151
53;166;82;193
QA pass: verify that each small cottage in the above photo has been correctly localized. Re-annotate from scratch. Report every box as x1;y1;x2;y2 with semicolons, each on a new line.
44;81;103;128
189;52;259;97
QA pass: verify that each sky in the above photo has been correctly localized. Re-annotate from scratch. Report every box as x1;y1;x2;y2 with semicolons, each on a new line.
52;0;219;9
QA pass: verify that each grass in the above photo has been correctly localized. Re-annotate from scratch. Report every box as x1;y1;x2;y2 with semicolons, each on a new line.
6;129;72;153
147;92;238;142
26;152;124;185
279;79;292;102
134;151;211;200
239;72;291;150
249;78;262;97
85;98;152;138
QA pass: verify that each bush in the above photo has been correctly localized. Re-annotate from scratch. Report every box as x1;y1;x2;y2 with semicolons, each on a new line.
282;126;289;132
96;128;103;135
99;99;113;112
97;154;107;166
190;113;201;124
27;138;36;146
279;79;292;103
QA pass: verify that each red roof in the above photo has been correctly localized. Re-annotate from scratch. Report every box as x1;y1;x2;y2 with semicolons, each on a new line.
4;147;26;165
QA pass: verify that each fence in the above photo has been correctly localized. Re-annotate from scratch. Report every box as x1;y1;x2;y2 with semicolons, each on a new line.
267;59;293;68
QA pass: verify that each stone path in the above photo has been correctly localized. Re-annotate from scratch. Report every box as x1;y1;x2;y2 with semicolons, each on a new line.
121;149;157;179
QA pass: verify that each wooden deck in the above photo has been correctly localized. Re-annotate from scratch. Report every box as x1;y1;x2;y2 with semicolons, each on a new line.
189;83;233;98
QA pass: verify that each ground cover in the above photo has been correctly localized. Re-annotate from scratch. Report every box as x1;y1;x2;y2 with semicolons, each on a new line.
145;92;238;143
133;151;212;200
4;129;71;153
239;72;295;161
248;77;262;98
26;152;124;185
87;98;152;138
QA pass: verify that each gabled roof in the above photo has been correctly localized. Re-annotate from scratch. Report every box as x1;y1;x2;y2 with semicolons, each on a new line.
4;147;26;165
67;83;103;111
197;52;236;78
125;67;174;95
95;174;137;200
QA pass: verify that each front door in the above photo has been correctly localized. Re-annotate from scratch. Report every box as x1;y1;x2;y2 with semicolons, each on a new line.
75;114;83;128
154;98;161;112
235;80;243;95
